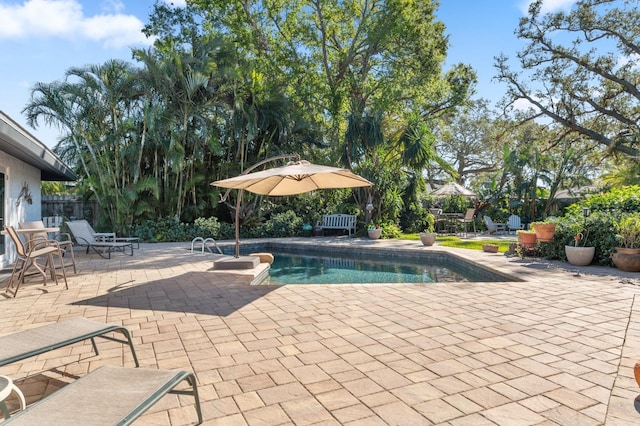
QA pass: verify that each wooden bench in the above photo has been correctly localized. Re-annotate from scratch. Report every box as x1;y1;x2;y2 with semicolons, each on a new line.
4;366;202;425
320;214;357;237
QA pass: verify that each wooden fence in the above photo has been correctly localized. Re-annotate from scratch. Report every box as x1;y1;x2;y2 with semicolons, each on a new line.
41;195;98;225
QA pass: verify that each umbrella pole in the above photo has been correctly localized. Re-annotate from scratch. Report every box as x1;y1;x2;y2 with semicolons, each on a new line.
235;189;243;258
232;154;299;258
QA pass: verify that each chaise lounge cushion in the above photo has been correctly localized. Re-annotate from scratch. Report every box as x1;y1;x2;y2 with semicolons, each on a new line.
4;366;202;425
0;317;139;368
66;221;134;259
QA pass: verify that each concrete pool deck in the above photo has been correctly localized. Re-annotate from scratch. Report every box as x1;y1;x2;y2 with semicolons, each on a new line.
1;237;640;425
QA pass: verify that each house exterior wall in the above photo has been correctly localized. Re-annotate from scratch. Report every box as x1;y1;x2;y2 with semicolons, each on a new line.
0;151;42;268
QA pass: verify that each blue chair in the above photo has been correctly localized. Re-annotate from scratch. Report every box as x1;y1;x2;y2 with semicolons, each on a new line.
483;216;506;234
507;215;524;234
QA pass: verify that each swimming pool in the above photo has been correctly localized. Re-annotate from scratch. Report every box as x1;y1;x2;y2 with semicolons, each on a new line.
222;245;512;284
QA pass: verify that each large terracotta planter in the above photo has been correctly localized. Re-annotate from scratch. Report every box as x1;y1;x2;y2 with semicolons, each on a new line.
612;247;640;272
533;223;556;242
419;232;436;246
615;247;640;255
518;232;537;248
565;245;595;266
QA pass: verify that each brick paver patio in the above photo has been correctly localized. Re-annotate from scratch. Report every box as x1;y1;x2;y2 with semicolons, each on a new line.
1;238;640;425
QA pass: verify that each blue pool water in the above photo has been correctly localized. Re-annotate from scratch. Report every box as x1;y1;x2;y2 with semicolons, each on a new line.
258;250;508;284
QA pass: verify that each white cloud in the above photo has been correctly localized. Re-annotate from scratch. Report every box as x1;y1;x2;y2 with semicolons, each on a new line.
618;53;640;71
101;0;125;13
519;0;578;15
0;0;152;48
512;97;540;112
81;14;148;48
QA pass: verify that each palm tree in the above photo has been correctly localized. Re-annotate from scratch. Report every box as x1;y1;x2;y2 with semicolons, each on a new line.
24;60;153;233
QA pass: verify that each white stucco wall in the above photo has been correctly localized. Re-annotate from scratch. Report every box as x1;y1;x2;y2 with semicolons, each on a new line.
0;151;42;268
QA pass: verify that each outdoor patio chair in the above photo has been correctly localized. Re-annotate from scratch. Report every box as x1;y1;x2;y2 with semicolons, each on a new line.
76;219;140;249
0;317;139;368
65;221;134;259
483;216;506;234
3;226;68;298
457;208;477;236
19;221;76;274
507;214;524;234
3;365;202;425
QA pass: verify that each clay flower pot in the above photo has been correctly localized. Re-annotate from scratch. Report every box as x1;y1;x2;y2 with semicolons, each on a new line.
532;223;556;242
518;231;537;248
611;248;640;272
614;247;640;255
634;360;640;387
482;244;499;253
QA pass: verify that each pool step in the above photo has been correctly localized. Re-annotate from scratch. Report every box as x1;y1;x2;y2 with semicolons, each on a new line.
213;256;260;270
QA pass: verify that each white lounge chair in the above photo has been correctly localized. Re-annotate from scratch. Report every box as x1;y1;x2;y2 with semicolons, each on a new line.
75;219;140;249
483;216;506;234
4;366;202;425
66;221;134;259
0;317;139;368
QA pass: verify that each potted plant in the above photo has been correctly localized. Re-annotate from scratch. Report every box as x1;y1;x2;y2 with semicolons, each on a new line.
419;212;437;246
612;213;640;272
482;244;499;253
368;224;382;240
531;220;557;242
565;231;595;266
517;230;537;248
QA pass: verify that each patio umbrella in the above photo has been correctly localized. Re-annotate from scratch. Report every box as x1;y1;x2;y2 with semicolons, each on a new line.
211;159;373;256
212;160;372;196
431;182;477;198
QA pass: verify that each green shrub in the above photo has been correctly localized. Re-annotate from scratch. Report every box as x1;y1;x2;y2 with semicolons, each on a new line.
194;217;221;238
260;210;303;238
400;203;432;233
536;186;640;265
537;210;618;265
218;222;236;240
615;212;640;249
379;221;402;239
565;185;640;215
132;217;200;242
440;195;469;214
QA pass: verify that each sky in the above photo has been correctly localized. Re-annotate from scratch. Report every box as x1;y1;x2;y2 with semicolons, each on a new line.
0;0;577;149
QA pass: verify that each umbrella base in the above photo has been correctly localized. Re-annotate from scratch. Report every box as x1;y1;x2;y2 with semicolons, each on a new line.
213;256;260;270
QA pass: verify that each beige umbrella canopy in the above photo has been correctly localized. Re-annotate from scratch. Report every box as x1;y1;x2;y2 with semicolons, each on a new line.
212;160;373;196
211;159;373;256
431;182;477;198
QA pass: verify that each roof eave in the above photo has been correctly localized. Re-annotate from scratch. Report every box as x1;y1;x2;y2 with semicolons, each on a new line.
0;110;76;181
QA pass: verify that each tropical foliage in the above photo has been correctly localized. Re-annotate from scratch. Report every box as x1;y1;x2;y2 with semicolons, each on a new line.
22;1;640;239
495;0;640;158
538;185;640;265
24;0;473;234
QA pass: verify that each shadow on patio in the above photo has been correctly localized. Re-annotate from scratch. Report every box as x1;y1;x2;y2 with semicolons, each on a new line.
72;271;277;317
